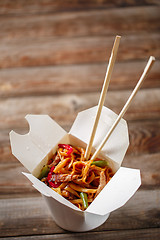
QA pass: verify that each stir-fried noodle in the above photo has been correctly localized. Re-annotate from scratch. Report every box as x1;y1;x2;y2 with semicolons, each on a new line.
39;144;114;210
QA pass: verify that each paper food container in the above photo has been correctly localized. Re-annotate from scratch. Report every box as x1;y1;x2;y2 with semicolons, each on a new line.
9;106;141;232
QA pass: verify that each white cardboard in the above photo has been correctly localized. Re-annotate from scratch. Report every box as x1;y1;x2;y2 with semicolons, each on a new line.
23;172;81;211
9;106;141;231
86;167;141;215
70;106;129;166
22;166;141;216
10;114;66;173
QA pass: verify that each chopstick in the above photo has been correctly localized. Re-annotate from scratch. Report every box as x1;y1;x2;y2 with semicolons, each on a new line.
84;35;121;160
90;56;155;161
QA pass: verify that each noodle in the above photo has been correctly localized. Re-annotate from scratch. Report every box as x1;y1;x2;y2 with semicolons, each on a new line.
39;144;114;210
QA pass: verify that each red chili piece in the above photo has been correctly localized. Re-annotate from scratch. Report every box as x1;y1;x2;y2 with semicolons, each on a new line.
58;144;73;155
49;181;61;188
47;166;55;182
47;166;61;188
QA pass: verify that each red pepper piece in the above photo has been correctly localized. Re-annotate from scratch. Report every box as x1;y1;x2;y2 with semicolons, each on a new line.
47;166;61;188
58;144;73;155
47;166;55;182
49;181;61;188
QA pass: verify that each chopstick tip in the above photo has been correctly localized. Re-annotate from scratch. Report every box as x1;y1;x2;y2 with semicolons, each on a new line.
150;56;156;61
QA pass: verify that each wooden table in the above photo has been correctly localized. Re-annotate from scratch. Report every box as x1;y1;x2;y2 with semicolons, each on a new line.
0;1;160;239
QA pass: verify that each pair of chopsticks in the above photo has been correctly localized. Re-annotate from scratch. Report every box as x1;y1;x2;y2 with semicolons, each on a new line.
84;35;155;161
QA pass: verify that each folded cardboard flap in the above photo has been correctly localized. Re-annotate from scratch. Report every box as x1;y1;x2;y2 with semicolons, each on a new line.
86;167;141;215
32;184;50;197
9;115;66;173
70;106;129;166
22;166;141;216
9;107;129;173
23;172;80;212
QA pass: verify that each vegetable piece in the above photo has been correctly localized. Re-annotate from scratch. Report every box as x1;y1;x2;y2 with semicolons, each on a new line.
91;160;108;167
58;144;73;155
47;166;61;188
49;181;61;188
80;192;88;209
47;166;55;181
38;165;50;180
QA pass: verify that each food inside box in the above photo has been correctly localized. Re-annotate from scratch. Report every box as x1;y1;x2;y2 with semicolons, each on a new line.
38;143;114;211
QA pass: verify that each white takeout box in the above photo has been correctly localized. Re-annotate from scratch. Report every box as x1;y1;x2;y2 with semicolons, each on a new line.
10;106;141;232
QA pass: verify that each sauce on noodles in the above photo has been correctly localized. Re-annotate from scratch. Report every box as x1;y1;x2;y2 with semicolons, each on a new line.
39;144;114;210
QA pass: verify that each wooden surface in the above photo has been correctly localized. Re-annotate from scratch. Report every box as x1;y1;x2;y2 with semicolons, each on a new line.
0;1;160;239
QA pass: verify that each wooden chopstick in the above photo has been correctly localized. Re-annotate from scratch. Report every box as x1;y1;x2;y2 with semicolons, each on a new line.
84;35;121;160
90;56;155;161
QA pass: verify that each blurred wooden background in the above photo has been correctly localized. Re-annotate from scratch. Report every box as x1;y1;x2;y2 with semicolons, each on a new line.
0;1;160;239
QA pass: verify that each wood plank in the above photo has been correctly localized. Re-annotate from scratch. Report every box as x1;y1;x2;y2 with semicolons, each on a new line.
0;34;159;68
1;228;160;240
0;61;159;97
0;89;159;130
1;0;159;15
0;189;160;237
0;152;159;198
0;7;159;42
127;120;160;155
123;152;160;186
0;228;160;240
0;163;35;197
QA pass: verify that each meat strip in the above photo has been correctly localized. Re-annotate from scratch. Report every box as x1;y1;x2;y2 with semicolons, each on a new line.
51;174;79;183
49;155;60;167
95;171;106;198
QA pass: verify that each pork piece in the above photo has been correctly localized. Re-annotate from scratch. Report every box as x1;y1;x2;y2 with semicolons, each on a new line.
51;174;79;183
49;155;60;167
95;171;106;198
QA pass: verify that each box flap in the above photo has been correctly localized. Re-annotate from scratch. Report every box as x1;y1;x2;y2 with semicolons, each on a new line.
10;115;66;173
86;167;141;215
22;172;80;211
70;106;129;166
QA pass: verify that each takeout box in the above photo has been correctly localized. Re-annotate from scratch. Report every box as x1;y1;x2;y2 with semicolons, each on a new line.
9;106;141;232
